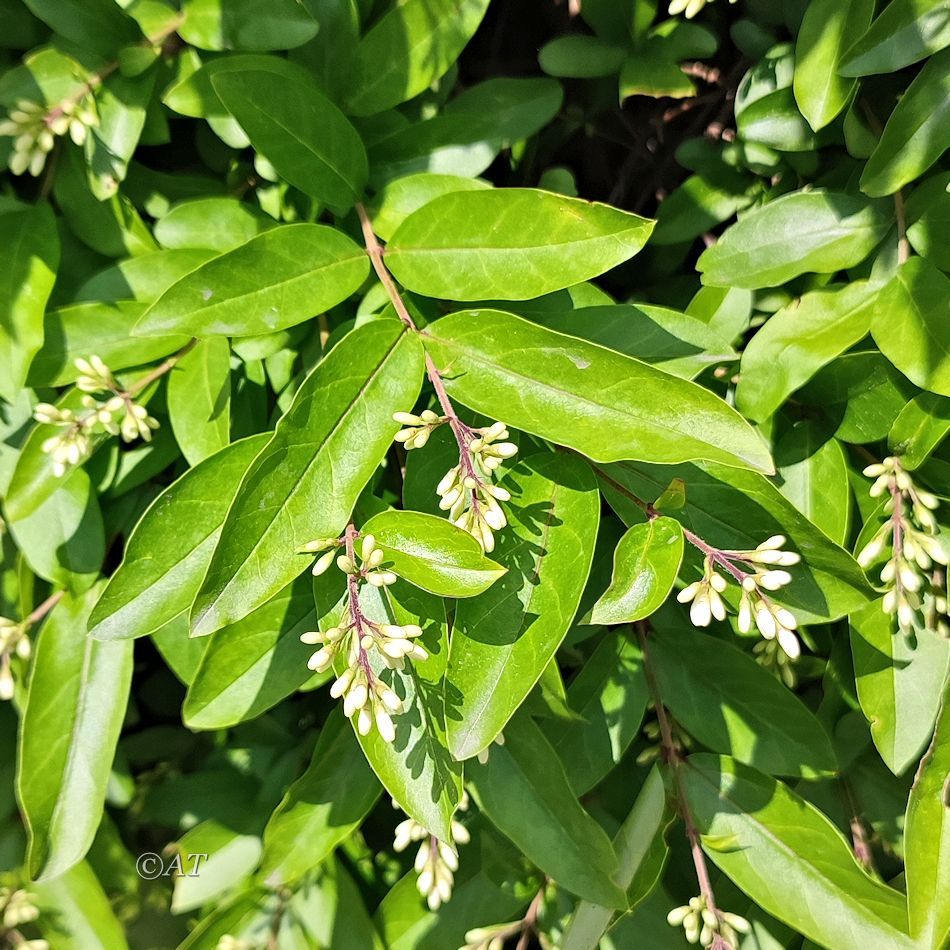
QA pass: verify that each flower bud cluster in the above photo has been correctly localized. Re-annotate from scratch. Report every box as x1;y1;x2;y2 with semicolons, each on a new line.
667;895;750;948
215;936;253;950
393;795;470;911
393;409;446;450
476;731;505;765
0;95;98;177
677;536;802;659
299;532;427;743
668;0;737;21
858;458;949;636
0;617;31;702
34;356;159;476
462;922;521;950
1;886;43;936
637;711;693;765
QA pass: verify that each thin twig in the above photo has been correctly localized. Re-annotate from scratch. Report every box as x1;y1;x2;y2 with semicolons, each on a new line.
25;590;64;627
515;885;545;950
125;338;198;398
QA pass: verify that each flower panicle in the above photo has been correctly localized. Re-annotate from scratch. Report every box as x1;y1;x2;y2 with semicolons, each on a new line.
0;95;98;177
0;616;33;702
667;895;749;948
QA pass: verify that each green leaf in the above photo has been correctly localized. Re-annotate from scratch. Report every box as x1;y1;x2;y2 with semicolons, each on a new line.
0;203;59;402
860;49;950;197
596;460;873;623
590;518;684;625
840;0;950;76
344;0;490;116
28;301;190;387
871;258;950;396
22;0;140;59
539;35;626;78
74;249;215;302
905;171;950;271
545;631;649;795
133;224;369;338
183;575;324;730
737;282;877;422
446;452;600;761
179;0;318;50
261;710;381;886
620;49;696;101
87;435;269;641
423;309;774;474
648;614;838;777
387;189;653;300
888;392;950;469
697;190;891;289
18;586;134;880
851;600;950;775
154;198;277;253
682;754;915;949
469;713;626;907
167;337;231;466
904;686;950;948
794;0;875;130
191;320;424;636
212;69;368;210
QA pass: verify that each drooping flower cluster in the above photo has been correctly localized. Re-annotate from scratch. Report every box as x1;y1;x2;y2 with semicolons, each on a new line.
392;795;470;911
677;535;802;658
0;617;32;702
34;356;159;476
299;531;427;743
858;457;949;636
667;895;750;948
668;0;737;20
0;95;98;176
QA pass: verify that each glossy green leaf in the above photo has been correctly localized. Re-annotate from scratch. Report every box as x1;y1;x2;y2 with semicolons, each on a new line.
851;600;950;775
18;586;134;880
184;575;323;729
74;248;216;301
179;0;318;51
590;518;684;624
596;459;873;623
167;336;231;466
154;198;276;253
446;452;600;761
697;190;891;289
904;686;950;948
683;754;915;949
344;0;490;116
87;435;268;641
212;69;368;209
861;49;950;197
261;710;381;886
871;257;950;396
387;189;652;300
888;392;950;469
133;224;369;338
423;309;774;473
191;320;424;636
22;0;140;58
151;613;207;685
0;203;59;402
736;282;877;422
794;0;874;130
360;509;505;598
905;171;950;271
840;0;950;75
469;713;626;907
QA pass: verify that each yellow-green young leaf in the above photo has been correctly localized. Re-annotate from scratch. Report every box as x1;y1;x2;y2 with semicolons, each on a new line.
0;202;59;402
211;69;368;210
871;258;950;396
595;460;873;623
446;452;600;762
860;49;950;197
888;392;950;470
794;0;874;130
736;282;878;422
423;310;774;474
183;576;325;730
360;509;506;598
840;0;950;76
87;435;269;642
191;321;424;637
682;755;915;949
179;0;318;50
344;0;490;116
851;600;950;775
469;714;626;908
697;190;891;289
590;518;683;625
387;189;654;300
133;224;369;338
167;337;231;466
261;711;381;887
647;614;837;778
905;686;950;948
18;586;134;880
